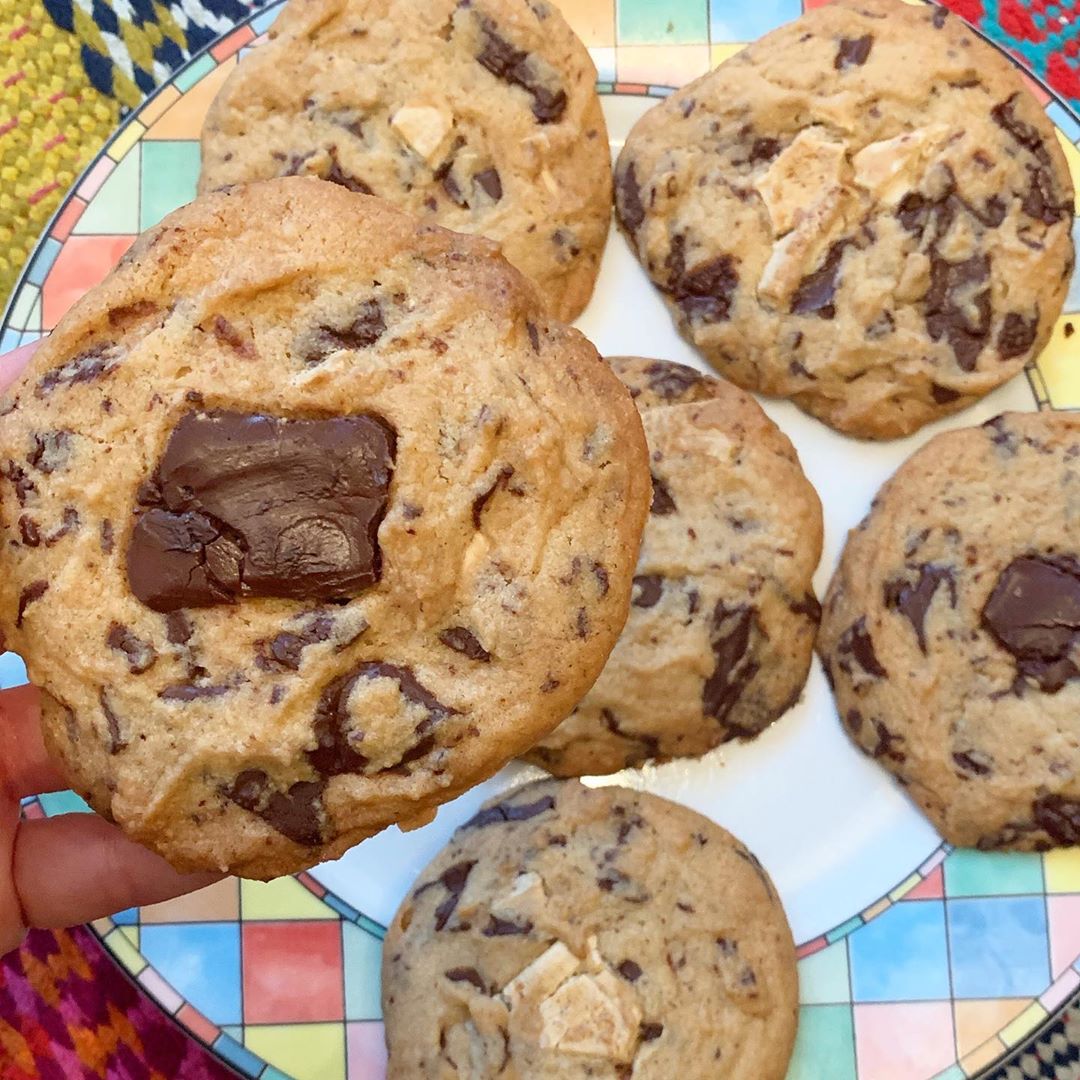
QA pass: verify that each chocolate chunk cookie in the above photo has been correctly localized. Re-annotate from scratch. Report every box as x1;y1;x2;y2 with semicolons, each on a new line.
819;411;1080;850
382;778;798;1079
524;358;822;777
199;0;611;323
615;0;1074;439
0;178;650;878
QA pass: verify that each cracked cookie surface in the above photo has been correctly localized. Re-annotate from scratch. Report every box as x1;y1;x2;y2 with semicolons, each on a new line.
819;411;1080;850
0;178;649;878
524;357;822;777
382;778;798;1079
200;0;611;322
615;0;1074;439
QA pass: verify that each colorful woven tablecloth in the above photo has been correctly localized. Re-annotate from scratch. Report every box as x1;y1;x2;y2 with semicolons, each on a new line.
4;0;1080;1077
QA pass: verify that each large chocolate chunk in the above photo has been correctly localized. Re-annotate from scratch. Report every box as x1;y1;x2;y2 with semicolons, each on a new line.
791;241;850;319
127;411;396;612
463;794;556;829
836;616;887;679
981;555;1080;692
883;564;957;653
616;162;646;234
413;860;477;931
309;661;455;776
225;769;324;847
672;254;739;324
702;602;760;727
834;35;873;69
925;254;991;371
997;311;1039;359
1033;794;1080;844
476;20;567;124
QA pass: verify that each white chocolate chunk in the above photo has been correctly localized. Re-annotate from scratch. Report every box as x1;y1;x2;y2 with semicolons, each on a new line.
852;124;952;206
754;128;849;237
503;941;580;1012
491;871;547;925
538;969;642;1061
390;104;453;164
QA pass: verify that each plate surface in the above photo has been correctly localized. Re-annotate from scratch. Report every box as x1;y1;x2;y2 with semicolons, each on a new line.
6;3;1080;1079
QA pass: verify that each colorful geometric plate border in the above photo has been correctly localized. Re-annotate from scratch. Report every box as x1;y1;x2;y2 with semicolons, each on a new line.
7;3;1080;1079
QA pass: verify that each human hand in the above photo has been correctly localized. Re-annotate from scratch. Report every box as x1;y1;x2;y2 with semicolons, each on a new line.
0;342;220;958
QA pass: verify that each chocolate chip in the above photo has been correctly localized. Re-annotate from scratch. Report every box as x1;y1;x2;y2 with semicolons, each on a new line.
791;241;849;319
482;915;532;937
18;516;40;547
931;383;962;404
304;300;386;363
790;593;821;622
472;465;515;528
44;506;79;546
991;95;1046;157
576;608;589;639
414;860;477;931
323;149;374;194
982;555;1080;692
702;602;760;726
225;770;324;847
445;967;486;991
476;20;566;123
953;750;993;775
650;475;676;516
632;574;663;609
602;708;660;761
925;253;991;371
107;622;157;674
748;137;780;164
127;410;396;612
640;1023;663;1042
997;311;1039;360
256;614;334;672
617;960;643;982
438;626;491;662
4;461;37;506
866;311;895;339
525;322;540;353
670;252;739;324
159;682;232;701
27;430;73;474
836;616;888;678
208;315;253;358
165;611;193;645
616;162;646;234
540;675;560;692
100;520;115;554
107;300;158;328
883;564;957;653
16;580;48;627
310;661;455;776
474;167;502;201
99;690;126;754
835;34;873;69
463;794;556;829
645;360;704;400
35;345;121;397
1033;794;1080;844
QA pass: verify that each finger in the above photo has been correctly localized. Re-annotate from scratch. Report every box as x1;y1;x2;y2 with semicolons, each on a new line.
13;814;221;931
1;796;23;956
0;684;66;800
0;341;41;396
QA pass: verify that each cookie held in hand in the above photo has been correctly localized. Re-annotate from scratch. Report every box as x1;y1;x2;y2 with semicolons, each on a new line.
0;178;649;878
